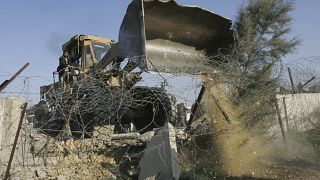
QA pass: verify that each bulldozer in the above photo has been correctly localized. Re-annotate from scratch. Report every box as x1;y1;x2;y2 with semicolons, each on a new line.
35;33;179;138
32;0;233;179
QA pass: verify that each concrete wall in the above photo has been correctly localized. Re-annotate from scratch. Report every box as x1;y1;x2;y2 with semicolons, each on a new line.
276;93;320;132
0;97;26;164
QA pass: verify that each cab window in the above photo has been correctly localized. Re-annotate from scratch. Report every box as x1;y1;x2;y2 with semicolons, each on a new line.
85;45;94;68
92;42;111;62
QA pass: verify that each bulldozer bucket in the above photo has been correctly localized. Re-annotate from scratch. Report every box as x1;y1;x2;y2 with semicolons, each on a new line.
119;0;233;74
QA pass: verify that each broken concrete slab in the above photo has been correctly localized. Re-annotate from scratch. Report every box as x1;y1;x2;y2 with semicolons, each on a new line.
138;123;180;180
0;97;26;165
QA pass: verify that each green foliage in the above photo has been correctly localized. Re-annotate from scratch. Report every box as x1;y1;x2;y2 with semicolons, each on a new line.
233;0;300;73
229;0;300;126
208;1;300;126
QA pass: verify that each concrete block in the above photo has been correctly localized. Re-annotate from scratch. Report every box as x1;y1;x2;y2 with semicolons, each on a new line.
0;97;26;164
138;123;180;180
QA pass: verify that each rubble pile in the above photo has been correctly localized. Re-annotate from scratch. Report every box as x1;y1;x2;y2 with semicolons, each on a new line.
1;136;117;179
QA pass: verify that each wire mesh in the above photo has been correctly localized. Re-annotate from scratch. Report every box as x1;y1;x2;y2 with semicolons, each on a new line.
0;56;320;179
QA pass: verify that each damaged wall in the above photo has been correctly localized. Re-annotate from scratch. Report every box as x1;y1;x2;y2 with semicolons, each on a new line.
0;97;26;165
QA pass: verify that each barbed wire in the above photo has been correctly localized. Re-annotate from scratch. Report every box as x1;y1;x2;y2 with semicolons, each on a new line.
1;56;320;179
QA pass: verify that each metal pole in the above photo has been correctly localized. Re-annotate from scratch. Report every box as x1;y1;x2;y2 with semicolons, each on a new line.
0;63;30;93
274;99;287;145
4;102;28;180
302;76;316;89
212;93;231;124
282;97;290;132
287;67;295;94
187;85;206;128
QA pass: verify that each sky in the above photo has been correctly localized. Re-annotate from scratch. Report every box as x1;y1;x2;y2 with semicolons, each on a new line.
1;0;320;104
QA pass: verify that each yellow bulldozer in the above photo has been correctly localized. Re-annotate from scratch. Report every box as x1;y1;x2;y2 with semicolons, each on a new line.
32;0;233;179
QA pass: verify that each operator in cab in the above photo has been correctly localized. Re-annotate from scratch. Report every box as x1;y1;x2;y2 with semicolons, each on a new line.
57;50;70;82
57;50;80;84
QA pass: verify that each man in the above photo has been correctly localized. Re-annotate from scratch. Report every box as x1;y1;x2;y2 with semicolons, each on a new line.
57;49;82;86
57;51;70;76
57;50;70;82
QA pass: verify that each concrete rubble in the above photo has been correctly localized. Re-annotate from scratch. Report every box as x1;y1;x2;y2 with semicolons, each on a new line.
0;97;116;179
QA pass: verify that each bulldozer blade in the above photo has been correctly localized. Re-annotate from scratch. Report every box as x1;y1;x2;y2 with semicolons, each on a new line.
119;0;233;74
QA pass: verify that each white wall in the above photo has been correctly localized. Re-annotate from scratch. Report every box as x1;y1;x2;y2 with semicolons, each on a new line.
276;93;320;132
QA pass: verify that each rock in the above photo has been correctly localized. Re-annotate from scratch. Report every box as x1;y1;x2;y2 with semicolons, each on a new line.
35;169;46;178
56;175;67;180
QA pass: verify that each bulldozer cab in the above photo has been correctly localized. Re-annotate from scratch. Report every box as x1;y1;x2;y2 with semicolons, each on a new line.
54;34;113;89
61;34;113;72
